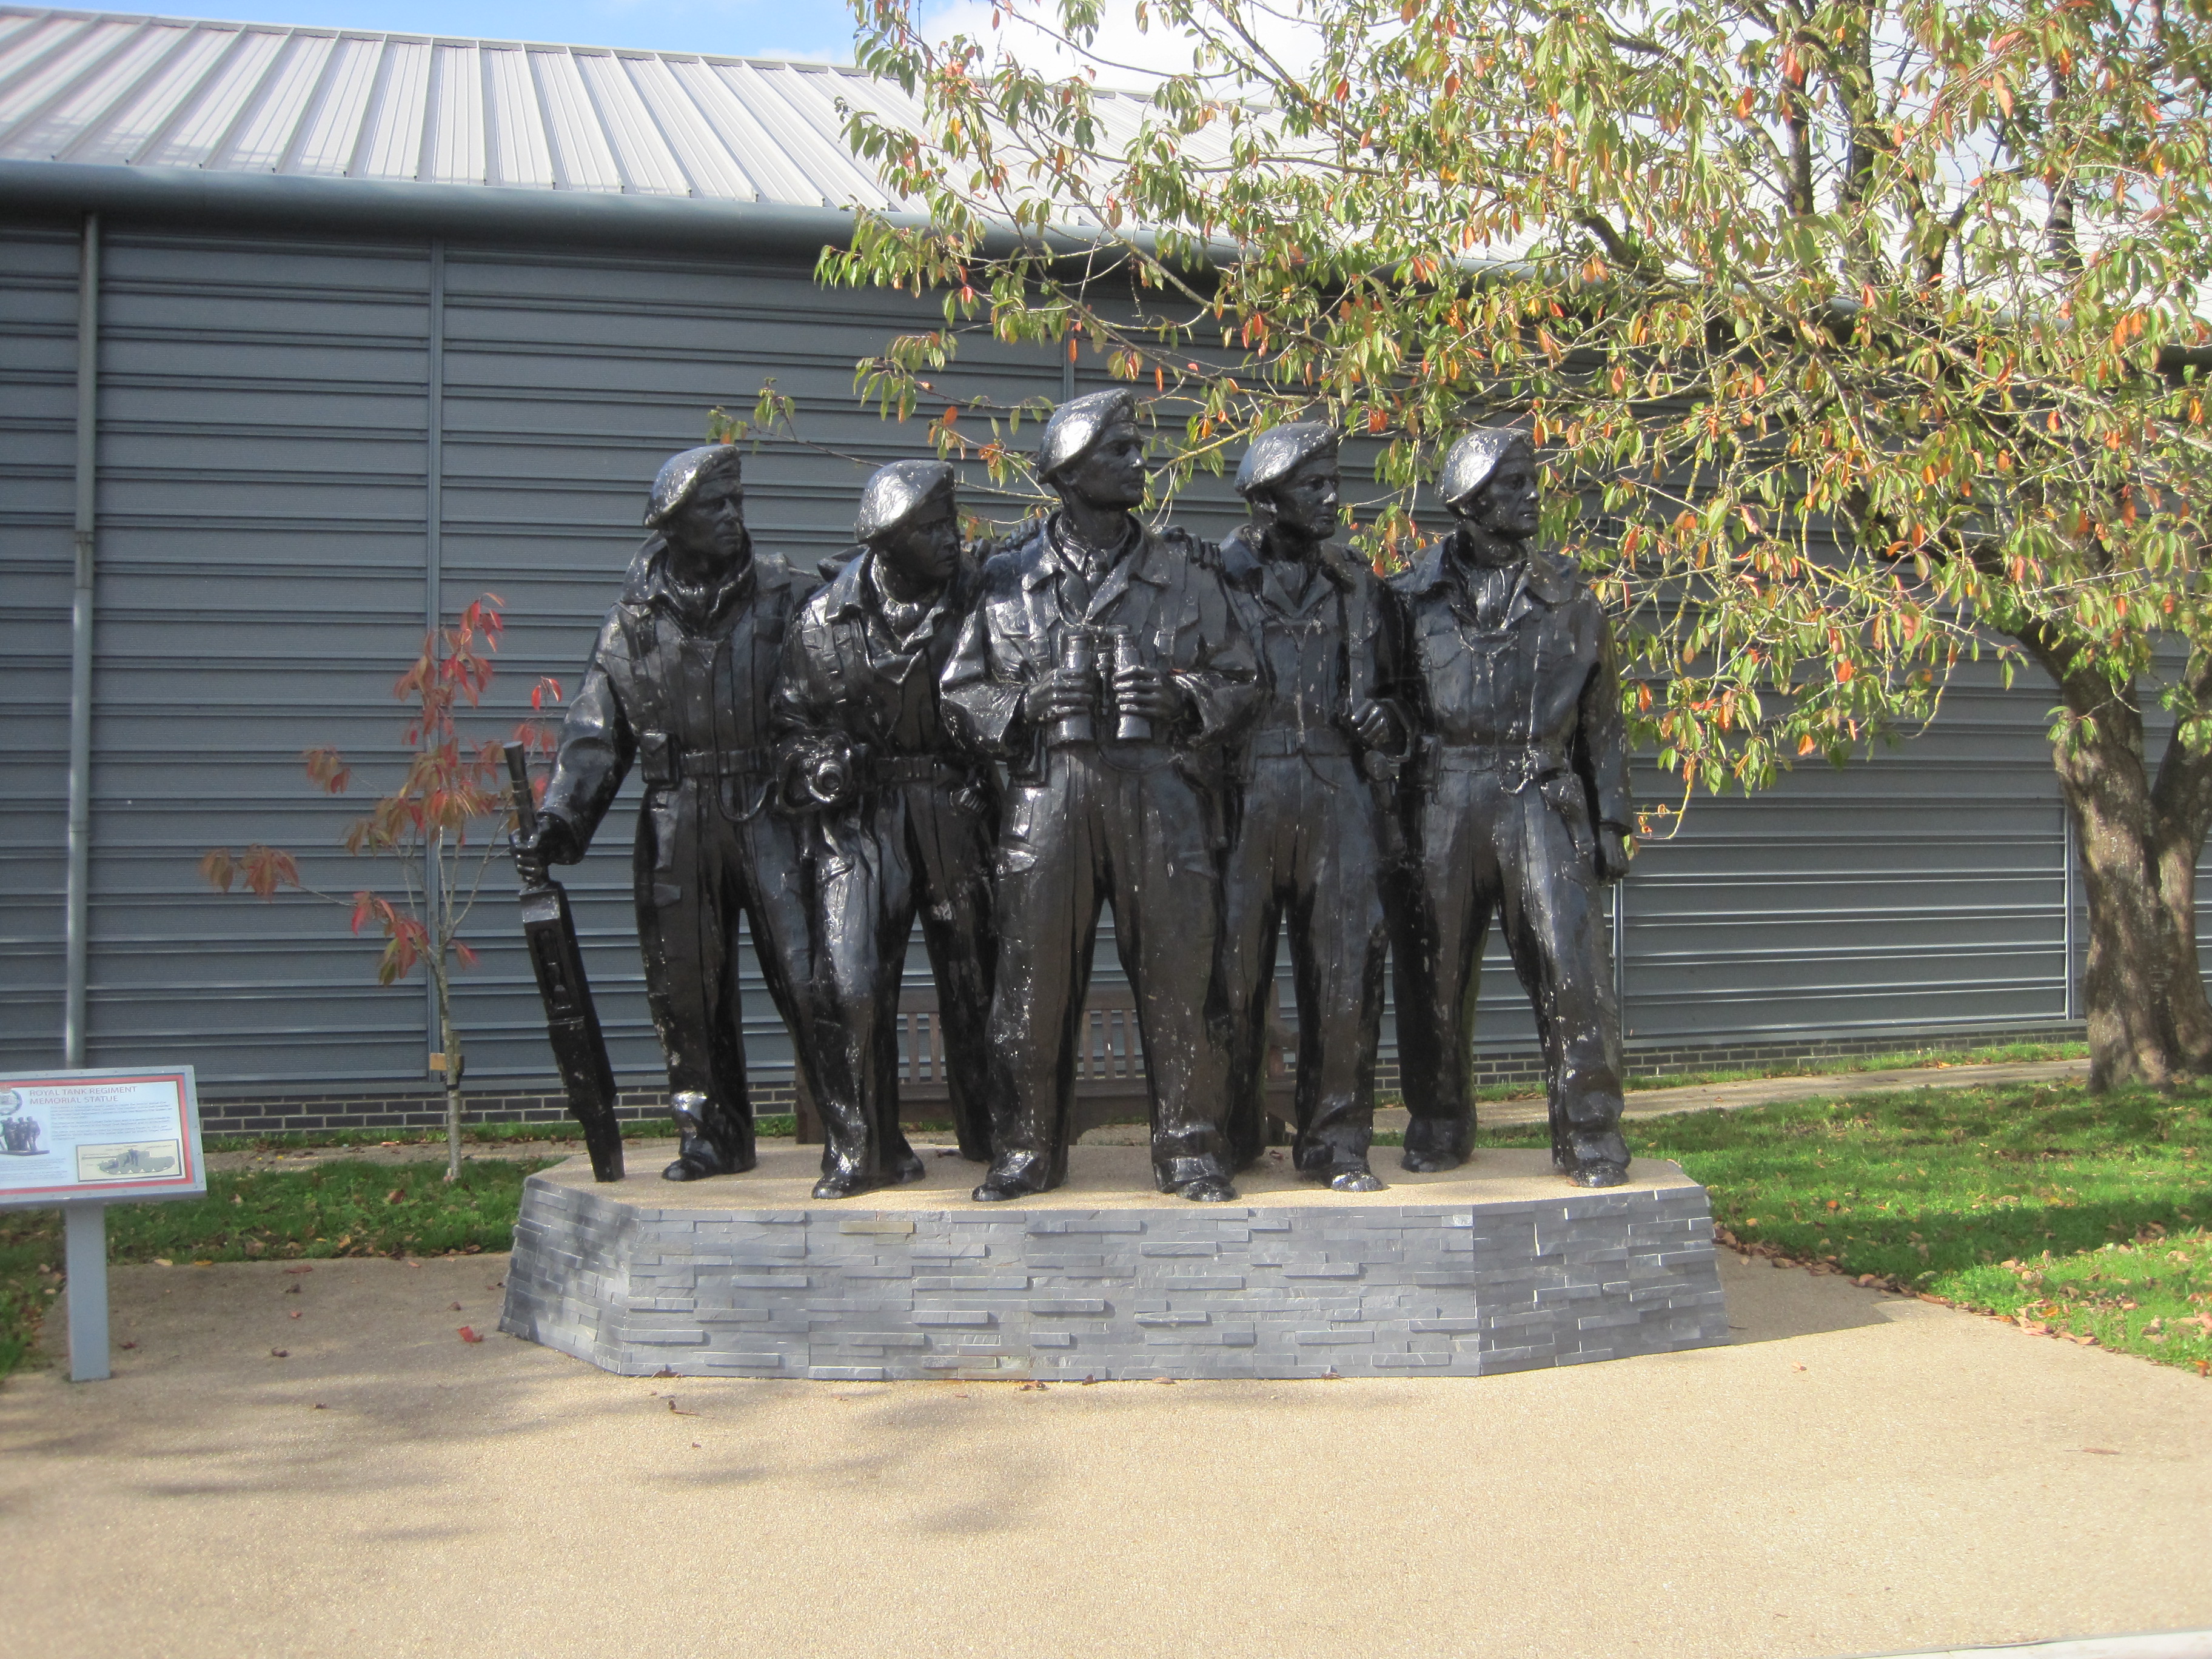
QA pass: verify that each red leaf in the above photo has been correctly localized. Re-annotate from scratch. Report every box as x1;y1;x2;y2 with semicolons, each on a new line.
199;848;236;892
454;940;479;969
458;1326;484;1344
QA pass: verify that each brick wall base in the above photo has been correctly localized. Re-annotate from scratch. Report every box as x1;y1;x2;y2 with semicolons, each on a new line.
198;1021;2085;1139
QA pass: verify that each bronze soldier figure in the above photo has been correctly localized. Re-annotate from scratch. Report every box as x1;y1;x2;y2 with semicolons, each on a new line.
1216;424;1407;1191
516;445;826;1182
941;389;1261;1202
1389;430;1635;1187
773;460;999;1199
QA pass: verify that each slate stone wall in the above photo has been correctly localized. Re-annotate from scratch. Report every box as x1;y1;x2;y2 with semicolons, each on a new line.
500;1175;1730;1380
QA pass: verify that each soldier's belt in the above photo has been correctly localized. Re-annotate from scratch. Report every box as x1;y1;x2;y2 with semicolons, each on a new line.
865;754;978;789
641;742;775;786
1245;728;1357;759
1422;742;1568;790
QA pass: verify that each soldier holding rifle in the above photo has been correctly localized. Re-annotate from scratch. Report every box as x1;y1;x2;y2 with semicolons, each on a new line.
514;445;826;1183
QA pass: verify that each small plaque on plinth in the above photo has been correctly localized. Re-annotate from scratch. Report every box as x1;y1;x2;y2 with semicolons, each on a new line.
501;1145;1729;1381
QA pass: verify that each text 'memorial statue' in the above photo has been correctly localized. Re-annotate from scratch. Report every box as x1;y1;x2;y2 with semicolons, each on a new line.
517;445;826;1182
773;460;1001;1199
1216;423;1407;1192
1390;429;1635;1188
942;389;1261;1202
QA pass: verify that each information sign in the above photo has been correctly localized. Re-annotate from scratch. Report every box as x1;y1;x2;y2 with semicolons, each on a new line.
1;1067;206;1382
0;1068;204;1210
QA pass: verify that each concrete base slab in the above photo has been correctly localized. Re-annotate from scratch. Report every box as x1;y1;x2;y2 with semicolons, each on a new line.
499;1144;1728;1378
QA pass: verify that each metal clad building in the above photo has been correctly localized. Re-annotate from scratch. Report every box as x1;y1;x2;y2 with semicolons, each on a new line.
2;5;2096;1124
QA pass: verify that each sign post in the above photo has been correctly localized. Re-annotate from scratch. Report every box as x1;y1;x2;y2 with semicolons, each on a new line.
0;1068;205;1382
63;1204;110;1381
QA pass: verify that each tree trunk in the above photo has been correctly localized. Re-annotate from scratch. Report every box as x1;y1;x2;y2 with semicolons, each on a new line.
2020;626;2210;1089
2150;663;2212;1072
435;960;463;1184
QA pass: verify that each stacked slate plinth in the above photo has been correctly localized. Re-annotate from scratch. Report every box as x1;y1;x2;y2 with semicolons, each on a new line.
500;1145;1728;1379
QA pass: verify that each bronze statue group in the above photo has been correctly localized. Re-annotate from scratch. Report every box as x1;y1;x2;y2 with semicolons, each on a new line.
514;389;1636;1205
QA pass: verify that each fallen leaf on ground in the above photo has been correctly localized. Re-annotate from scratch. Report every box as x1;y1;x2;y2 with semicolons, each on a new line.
153;1258;173;1268
2083;1447;2120;1455
119;1341;136;1350
667;1398;697;1416
458;1326;483;1344
384;1188;404;1205
312;1403;324;1410
449;1302;461;1312
289;1310;301;1319
270;1348;289;1358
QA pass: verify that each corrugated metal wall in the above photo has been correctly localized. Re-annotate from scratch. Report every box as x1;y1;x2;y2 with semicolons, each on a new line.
2;217;2108;1100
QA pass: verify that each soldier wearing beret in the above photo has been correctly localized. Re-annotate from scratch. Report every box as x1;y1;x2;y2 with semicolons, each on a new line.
1215;423;1409;1191
772;460;1000;1198
1389;430;1635;1187
941;389;1262;1202
517;445;827;1182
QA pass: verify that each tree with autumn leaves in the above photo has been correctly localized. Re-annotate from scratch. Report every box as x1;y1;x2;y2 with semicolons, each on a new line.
201;597;558;1179
825;0;2212;1088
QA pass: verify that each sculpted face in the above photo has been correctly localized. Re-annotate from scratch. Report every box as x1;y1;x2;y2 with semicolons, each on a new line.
1052;418;1148;511
876;498;961;591
663;464;749;568
1455;453;1541;541
1253;452;1342;546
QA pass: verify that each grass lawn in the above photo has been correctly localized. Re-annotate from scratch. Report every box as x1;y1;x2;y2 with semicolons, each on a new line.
1;1158;555;1378
1463;1079;2212;1376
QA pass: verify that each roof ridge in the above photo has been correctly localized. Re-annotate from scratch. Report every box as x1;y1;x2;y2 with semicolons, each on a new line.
0;3;869;70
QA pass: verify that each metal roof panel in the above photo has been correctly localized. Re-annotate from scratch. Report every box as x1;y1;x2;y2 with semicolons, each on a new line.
0;15;131;126
480;43;550;187
354;35;426;179
216;27;330;170
138;24;284;167
526;45;620;192
0;4;1149;223
285;32;377;176
0;15;166;157
618;50;751;200
424;41;483;184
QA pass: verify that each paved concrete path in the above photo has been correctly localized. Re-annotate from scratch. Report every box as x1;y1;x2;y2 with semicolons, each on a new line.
7;1232;2204;1659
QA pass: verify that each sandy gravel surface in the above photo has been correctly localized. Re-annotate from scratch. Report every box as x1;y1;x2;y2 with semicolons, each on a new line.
5;1239;2205;1659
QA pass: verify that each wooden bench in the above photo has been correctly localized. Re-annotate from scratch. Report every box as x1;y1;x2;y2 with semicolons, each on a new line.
792;980;1294;1145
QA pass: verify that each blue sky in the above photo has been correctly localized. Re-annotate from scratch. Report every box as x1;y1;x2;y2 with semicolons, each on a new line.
176;0;870;59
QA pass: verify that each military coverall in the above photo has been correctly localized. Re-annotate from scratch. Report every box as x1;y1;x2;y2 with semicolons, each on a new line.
1214;525;1404;1177
1388;535;1634;1173
940;516;1261;1194
538;541;824;1172
772;552;999;1182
